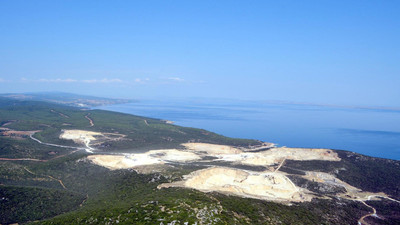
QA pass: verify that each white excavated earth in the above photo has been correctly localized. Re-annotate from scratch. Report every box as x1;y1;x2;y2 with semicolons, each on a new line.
88;154;161;169
218;147;340;167
87;143;340;169
87;149;201;170
159;167;312;202
60;129;102;146
60;129;126;153
83;141;383;202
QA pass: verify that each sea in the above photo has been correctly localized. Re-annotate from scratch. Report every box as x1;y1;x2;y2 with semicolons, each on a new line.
96;99;400;160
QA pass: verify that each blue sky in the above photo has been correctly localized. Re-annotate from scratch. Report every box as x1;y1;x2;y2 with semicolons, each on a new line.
1;0;399;106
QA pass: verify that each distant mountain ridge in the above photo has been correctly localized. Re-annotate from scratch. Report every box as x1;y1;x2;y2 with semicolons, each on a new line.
0;92;135;107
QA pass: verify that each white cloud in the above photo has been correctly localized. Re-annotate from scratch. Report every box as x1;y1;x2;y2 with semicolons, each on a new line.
82;78;122;83
20;78;78;83
167;77;184;82
0;78;5;82
38;78;77;83
133;78;150;83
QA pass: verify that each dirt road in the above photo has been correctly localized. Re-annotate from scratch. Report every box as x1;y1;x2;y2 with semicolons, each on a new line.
85;114;94;127
274;158;286;172
357;200;377;225
0;158;46;162
24;167;67;189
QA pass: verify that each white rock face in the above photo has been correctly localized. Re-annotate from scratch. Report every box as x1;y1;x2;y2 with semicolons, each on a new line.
60;130;102;145
60;129;103;152
88;154;162;169
86;142;349;202
87;149;201;170
162;167;311;202
218;147;340;167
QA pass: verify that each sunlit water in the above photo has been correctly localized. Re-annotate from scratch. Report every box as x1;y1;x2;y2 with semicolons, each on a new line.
97;99;400;160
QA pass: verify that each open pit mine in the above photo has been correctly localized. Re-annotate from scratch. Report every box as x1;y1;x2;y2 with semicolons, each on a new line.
82;137;385;204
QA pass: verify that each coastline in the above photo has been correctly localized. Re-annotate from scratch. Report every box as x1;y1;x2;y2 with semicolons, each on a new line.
95;100;400;161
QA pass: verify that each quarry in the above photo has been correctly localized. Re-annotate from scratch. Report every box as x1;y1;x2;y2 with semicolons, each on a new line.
60;130;102;147
85;141;384;203
158;167;312;202
87;149;201;169
59;129;126;152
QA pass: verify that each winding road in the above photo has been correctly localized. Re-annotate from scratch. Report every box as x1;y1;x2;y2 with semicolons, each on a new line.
29;134;86;150
357;195;400;225
358;200;377;225
0;133;87;162
85;113;94;127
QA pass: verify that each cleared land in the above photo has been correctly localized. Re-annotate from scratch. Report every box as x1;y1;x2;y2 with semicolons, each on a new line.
88;149;201;169
159;167;312;202
87;142;372;203
59;129;126;152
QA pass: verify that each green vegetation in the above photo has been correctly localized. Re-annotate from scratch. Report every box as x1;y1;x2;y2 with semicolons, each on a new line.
0;185;85;224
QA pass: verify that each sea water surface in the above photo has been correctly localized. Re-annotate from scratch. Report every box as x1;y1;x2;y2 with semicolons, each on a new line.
97;99;400;160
